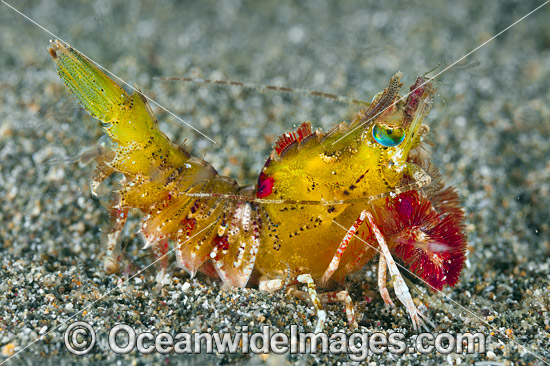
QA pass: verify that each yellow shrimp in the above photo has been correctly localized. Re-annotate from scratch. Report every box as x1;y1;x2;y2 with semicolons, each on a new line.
49;39;467;332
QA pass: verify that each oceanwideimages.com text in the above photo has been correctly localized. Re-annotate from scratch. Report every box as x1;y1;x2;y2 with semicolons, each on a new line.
64;321;486;361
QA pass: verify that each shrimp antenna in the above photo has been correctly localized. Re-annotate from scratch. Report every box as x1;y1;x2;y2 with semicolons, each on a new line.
423;61;444;77
155;76;371;107
184;172;432;205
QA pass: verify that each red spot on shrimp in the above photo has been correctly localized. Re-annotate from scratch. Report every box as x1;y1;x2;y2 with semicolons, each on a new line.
212;235;230;251
181;217;197;236
256;172;274;198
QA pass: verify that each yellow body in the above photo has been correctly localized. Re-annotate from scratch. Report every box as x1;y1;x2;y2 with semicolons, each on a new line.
256;97;429;281
49;40;434;288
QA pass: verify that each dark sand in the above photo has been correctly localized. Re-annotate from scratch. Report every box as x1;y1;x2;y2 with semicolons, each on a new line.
1;0;549;364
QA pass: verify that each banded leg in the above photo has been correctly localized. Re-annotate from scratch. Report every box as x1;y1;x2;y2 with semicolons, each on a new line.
321;211;368;285
289;287;358;331
261;277;358;330
319;290;358;330
296;274;326;333
365;211;429;331
378;255;395;308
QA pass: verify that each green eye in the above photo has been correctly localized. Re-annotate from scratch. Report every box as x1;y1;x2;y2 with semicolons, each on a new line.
372;123;406;147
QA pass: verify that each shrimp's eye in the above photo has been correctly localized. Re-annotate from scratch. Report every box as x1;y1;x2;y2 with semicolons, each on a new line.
372;123;406;147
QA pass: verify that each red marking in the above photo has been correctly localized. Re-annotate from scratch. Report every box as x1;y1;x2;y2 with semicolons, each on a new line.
181;217;197;236
374;190;467;290
212;235;230;251
296;121;312;141
110;208;128;221
405;77;427;117
256;171;274;198
274;122;312;155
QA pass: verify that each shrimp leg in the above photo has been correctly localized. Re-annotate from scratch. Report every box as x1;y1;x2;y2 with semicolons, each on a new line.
365;211;430;332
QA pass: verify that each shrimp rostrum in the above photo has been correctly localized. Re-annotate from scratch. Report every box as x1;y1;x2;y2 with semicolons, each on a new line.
48;39;467;332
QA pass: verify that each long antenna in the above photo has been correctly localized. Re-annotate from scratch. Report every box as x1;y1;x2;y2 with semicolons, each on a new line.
156;76;370;106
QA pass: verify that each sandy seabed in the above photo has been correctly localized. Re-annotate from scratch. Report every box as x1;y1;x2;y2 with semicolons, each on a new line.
1;0;549;364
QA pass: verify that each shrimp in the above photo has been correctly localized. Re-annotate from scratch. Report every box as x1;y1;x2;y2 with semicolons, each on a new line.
48;39;467;332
